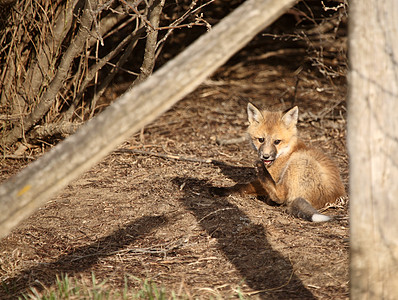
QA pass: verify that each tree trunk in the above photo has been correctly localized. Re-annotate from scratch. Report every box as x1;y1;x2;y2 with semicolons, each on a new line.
348;0;398;299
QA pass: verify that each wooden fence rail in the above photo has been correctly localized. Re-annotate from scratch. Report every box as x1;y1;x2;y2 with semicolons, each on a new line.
0;0;297;238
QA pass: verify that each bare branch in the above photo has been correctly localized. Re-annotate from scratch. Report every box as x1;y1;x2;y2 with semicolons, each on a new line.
24;0;80;104
155;0;214;52
116;148;214;163
27;122;81;141
131;0;165;87
2;0;97;146
88;25;146;117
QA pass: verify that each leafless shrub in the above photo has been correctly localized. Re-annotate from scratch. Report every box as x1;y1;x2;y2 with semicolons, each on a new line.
264;0;348;79
0;0;215;152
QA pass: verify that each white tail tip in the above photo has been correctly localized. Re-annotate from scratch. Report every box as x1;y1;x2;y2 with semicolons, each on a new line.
311;214;331;222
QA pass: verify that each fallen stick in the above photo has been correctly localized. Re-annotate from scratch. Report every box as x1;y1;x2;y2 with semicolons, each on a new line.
116;148;214;164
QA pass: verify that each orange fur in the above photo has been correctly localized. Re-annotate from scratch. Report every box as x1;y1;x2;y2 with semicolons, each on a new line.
212;103;346;222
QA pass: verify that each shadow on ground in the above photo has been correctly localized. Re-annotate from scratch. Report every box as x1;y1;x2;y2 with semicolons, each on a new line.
0;215;168;299
173;161;315;299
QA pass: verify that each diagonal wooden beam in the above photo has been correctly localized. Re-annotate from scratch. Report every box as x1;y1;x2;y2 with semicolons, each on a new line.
0;0;297;238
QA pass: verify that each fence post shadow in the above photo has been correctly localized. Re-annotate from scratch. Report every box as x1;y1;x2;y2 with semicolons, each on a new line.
173;173;315;299
0;214;168;299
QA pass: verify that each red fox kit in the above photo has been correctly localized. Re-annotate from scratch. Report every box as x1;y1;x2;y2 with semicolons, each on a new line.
212;103;346;222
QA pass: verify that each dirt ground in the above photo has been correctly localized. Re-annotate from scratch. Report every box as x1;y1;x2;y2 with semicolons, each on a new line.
0;11;349;300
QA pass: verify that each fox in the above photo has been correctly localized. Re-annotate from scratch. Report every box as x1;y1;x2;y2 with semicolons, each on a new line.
211;103;346;222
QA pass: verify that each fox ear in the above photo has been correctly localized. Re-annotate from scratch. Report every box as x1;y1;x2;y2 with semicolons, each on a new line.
247;103;263;124
282;106;298;127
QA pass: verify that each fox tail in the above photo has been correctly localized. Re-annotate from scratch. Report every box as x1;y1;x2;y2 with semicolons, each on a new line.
289;198;331;222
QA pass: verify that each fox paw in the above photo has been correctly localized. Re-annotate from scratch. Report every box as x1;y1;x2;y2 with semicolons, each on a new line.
255;160;266;176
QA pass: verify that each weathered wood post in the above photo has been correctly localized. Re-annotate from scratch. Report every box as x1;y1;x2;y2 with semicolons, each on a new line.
348;0;398;298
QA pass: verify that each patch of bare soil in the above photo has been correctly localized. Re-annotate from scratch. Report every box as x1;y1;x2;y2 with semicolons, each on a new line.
0;26;348;299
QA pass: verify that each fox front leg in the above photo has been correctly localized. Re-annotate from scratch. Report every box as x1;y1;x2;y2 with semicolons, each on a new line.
209;180;266;197
255;161;286;205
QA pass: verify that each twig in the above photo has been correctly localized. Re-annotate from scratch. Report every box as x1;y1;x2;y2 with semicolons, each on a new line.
88;27;143;117
319;195;348;213
216;136;247;145
64;19;145;121
198;208;237;223
155;0;214;52
247;48;306;61
119;0;155;30
116;148;214;164
70;237;188;261
27;122;82;141
0;113;28;121
1;154;36;160
86;57;140;76
321;1;346;12
112;237;188;256
130;0;166;87
89;27;143;110
100;12;137;41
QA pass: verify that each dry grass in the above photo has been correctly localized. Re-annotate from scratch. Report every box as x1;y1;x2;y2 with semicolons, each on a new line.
0;1;348;299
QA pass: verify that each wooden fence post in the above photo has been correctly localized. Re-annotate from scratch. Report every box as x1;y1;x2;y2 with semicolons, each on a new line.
348;0;398;298
0;0;297;238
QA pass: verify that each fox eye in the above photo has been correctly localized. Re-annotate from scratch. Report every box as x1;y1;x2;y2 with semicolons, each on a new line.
274;139;281;145
258;137;265;143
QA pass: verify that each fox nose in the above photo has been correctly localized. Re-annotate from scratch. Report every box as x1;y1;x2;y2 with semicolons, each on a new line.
262;154;271;160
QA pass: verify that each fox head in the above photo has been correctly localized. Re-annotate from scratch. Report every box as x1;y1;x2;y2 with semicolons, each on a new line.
247;103;298;167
